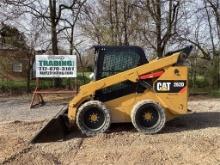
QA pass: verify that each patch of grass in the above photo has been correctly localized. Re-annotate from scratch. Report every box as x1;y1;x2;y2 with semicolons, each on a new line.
77;72;91;78
190;87;220;97
189;88;209;93
0;80;32;88
196;75;205;81
189;74;209;88
0;72;92;93
209;89;220;97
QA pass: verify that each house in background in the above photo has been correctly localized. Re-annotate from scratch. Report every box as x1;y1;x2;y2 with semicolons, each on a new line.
0;42;31;81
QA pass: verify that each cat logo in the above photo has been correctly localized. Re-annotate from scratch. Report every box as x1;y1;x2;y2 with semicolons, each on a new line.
154;80;187;93
156;82;171;91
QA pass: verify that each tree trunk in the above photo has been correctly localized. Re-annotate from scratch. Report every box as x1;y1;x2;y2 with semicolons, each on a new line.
49;0;61;87
114;0;122;45
68;26;74;89
69;26;74;55
155;0;163;57
109;0;114;44
123;0;129;45
26;55;31;93
49;0;59;55
217;56;219;89
26;52;35;93
193;56;197;89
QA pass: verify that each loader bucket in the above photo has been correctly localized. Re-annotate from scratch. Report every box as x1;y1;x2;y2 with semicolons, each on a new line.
31;106;70;143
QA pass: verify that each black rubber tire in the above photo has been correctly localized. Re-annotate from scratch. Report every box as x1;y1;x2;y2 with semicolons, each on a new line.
76;100;111;136
131;100;166;134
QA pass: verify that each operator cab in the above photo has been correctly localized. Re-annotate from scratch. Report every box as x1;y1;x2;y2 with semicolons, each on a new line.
93;45;148;80
91;45;148;101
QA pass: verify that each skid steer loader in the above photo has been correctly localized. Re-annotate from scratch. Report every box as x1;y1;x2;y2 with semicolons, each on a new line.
31;45;193;143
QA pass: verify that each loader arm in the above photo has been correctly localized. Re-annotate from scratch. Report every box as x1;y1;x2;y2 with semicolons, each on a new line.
68;52;181;123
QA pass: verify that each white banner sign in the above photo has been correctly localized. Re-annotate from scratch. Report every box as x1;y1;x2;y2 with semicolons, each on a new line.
35;55;77;78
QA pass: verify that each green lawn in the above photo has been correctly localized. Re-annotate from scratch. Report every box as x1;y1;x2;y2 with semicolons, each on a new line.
1;72;220;97
190;88;220;97
0;72;92;92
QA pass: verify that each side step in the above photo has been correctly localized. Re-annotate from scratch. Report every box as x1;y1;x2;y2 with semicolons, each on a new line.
31;106;70;143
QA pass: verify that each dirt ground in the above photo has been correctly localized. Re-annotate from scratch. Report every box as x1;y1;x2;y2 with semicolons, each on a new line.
0;95;219;165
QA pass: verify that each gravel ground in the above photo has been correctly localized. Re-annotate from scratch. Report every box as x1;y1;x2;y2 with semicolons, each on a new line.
0;94;67;122
0;95;219;164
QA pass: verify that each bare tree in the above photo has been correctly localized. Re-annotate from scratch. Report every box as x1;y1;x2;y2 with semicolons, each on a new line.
3;0;87;87
61;0;87;55
204;0;220;88
133;0;182;57
80;0;138;46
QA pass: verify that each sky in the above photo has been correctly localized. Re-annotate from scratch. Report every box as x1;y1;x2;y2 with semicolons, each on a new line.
0;0;218;55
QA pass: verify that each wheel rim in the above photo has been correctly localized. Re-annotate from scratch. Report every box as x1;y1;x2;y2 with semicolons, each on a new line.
82;107;105;130
136;104;160;129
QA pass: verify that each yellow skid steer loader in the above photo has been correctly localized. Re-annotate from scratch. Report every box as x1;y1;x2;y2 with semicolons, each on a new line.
31;45;193;143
